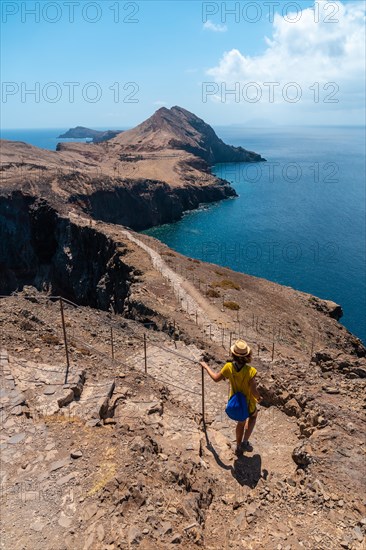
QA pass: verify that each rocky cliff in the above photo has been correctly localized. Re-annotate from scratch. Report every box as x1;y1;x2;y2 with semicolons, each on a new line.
1;106;262;229
0;193;136;309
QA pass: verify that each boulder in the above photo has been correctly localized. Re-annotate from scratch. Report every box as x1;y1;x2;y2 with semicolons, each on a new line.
292;442;314;468
128;525;142;545
283;398;302;417
309;297;343;320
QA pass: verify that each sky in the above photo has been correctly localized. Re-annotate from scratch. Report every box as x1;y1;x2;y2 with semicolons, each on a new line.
1;0;365;128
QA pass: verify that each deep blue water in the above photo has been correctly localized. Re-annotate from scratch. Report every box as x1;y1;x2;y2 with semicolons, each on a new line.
2;126;365;343
144;126;366;344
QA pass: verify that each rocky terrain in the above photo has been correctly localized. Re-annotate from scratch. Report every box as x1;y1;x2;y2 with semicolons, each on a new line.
58;127;123;144
0;213;365;549
1;107;265;230
0;108;365;549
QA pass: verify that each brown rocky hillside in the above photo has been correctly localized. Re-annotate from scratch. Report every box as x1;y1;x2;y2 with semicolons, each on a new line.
0;214;365;549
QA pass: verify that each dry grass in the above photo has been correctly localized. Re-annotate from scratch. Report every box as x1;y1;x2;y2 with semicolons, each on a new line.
223;301;240;311
212;279;241;291
76;347;92;356
41;333;60;345
206;289;220;298
68;339;91;355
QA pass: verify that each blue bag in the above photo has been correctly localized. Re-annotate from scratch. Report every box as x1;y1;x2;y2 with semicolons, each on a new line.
225;392;249;422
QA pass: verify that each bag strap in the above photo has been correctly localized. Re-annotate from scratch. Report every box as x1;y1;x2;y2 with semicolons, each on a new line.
232;359;244;372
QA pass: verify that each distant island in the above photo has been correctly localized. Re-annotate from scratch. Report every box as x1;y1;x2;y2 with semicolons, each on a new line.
58;126;123;143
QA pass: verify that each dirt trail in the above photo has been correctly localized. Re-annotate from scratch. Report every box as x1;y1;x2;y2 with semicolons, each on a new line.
116;229;300;484
129;338;299;482
1;283;365;549
121;229;233;337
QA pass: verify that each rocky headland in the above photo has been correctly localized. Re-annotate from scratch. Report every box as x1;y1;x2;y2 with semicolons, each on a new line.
2;106;265;230
0;108;365;549
58;127;123;143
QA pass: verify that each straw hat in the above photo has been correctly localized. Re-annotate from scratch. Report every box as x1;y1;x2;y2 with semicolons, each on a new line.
230;339;251;358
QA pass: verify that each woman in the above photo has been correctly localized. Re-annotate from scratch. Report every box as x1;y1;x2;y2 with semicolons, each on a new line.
200;339;261;456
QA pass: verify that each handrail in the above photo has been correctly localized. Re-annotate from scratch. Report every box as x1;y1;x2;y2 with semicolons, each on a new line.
0;290;317;429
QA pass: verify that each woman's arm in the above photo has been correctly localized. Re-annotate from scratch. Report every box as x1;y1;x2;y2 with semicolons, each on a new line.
249;376;262;401
199;361;224;382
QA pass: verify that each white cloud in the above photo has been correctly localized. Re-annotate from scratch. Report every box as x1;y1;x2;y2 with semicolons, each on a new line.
203;20;227;33
206;1;365;116
153;100;168;106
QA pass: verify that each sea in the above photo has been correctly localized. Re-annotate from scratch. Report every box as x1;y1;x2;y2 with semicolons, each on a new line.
0;127;124;150
2;126;365;344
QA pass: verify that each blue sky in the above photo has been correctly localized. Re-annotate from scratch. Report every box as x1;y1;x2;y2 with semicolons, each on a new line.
1;0;365;128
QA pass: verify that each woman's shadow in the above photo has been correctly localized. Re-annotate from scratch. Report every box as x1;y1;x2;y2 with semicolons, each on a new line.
203;424;264;489
232;453;263;489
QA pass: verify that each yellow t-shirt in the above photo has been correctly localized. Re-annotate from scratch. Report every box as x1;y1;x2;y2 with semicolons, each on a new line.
221;361;257;414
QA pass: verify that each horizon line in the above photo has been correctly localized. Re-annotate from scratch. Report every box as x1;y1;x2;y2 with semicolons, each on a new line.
2;124;366;131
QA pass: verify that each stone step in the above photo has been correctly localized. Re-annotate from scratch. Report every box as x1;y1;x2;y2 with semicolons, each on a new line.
61;379;115;424
6;354;85;417
0;349;28;419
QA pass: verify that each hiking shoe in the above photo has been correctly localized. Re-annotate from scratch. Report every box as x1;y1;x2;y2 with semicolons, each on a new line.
240;440;253;452
235;446;243;457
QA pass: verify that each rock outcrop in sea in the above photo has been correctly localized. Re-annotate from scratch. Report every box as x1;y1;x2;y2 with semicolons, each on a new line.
58;126;123;143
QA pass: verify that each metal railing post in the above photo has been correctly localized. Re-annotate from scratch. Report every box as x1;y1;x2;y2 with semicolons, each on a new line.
201;365;205;426
59;297;71;384
144;334;147;374
111;326;115;360
310;330;316;364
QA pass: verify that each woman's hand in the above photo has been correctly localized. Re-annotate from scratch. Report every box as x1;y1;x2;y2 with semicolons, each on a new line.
199;361;224;382
249;376;262;401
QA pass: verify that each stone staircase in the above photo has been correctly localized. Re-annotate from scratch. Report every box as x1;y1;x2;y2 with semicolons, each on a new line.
1;350;117;426
0;349;29;422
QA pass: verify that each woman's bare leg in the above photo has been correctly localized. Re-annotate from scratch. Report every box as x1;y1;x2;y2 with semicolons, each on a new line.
236;421;245;448
243;411;258;442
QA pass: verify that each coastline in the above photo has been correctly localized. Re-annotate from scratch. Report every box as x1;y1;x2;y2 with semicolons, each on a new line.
1;121;364;342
